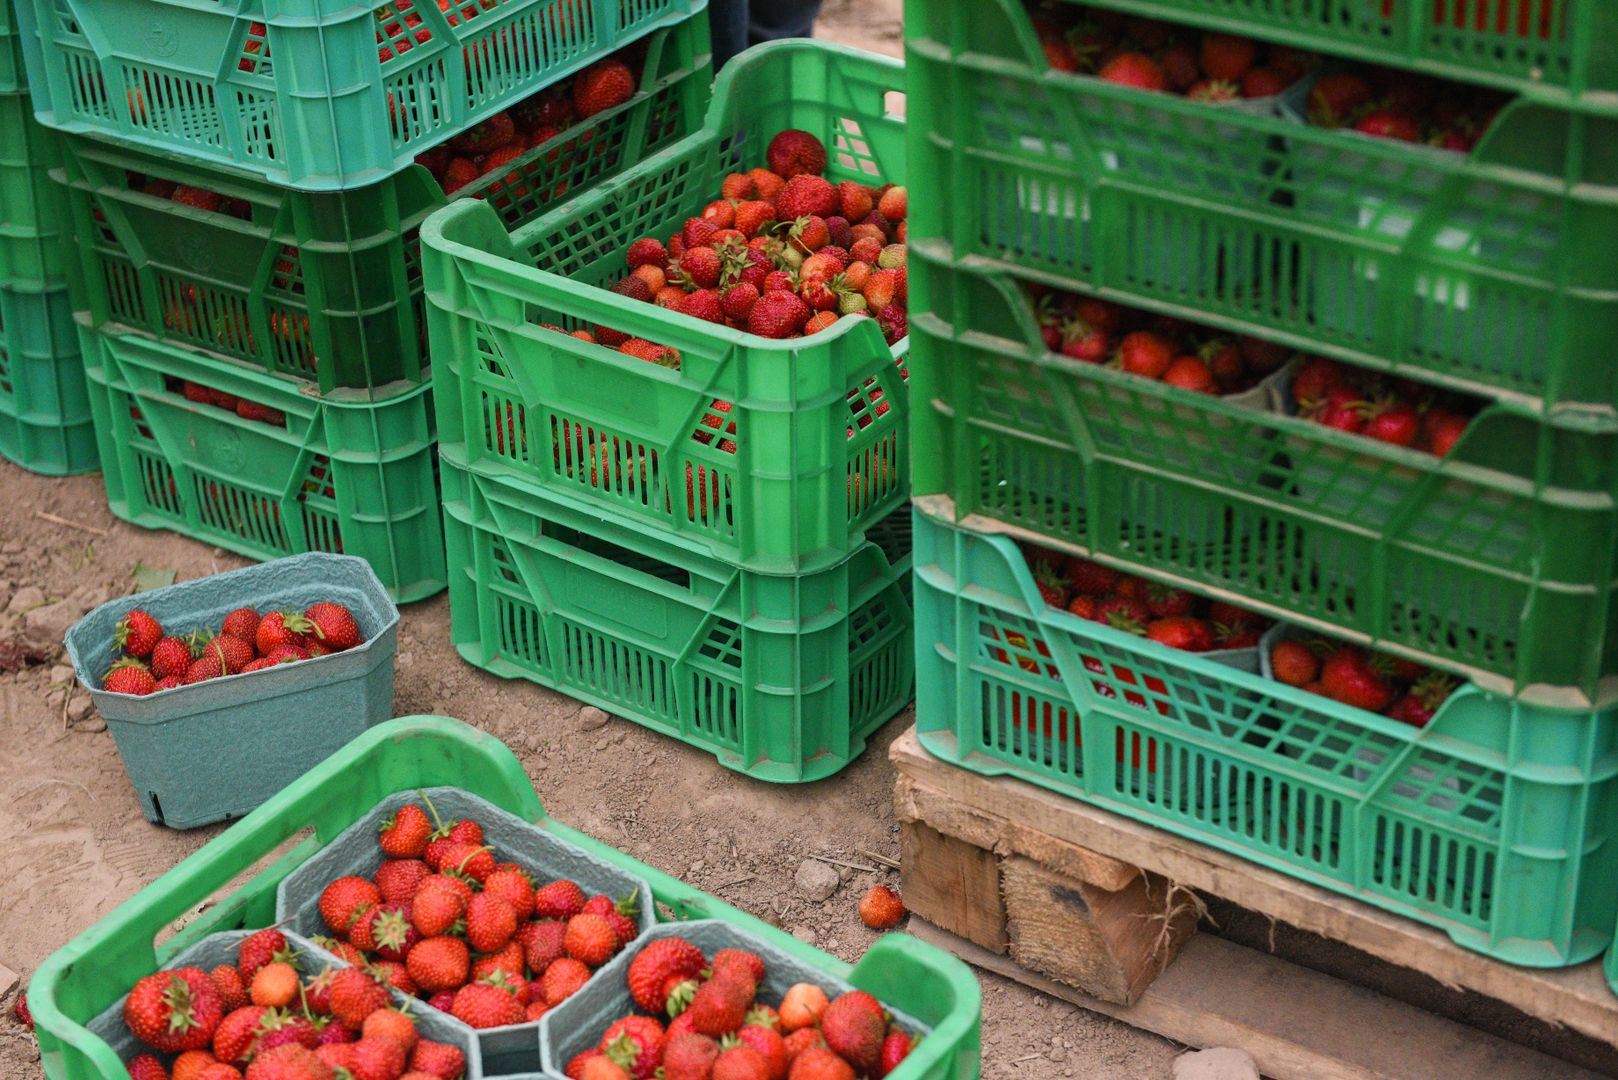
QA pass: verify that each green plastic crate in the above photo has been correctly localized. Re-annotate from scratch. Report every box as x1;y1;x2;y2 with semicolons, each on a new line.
442;446;915;782
54;17;712;395
12;0;706;191
79;320;446;603
1016;0;1618;102
908;251;1618;705
0;1;21;94
425;39;908;576
26;715;983;1080
0;283;94;474
0;90;70;289
904;0;1618;425
912;504;1618;967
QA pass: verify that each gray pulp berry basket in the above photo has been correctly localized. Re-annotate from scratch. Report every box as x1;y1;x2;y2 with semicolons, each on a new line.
538;920;934;1079
63;552;399;830
84;929;478;1075
276;788;656;1077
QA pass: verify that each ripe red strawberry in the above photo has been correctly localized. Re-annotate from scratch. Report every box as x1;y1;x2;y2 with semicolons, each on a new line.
450;983;524;1030
311;936;365;967
878;1030;912;1076
482;867;535;919
600;1014;665;1078
684;970;753;1037
678;288;726;324
1143;584;1194;618
363;903;421;962
1423;409;1468;456
1199;32;1257;81
560;913;619;967
451;112;516;154
238;930;287;984
1240;66;1288;98
543;957;592;1005
105;659;159;695
766;130;828;178
722;282;762;321
212;1005;269;1064
747;291;811;338
149;636;195;681
1388;675;1457;727
676;247;723;290
1320;648;1395;712
319;876;380;935
126;1054;168;1080
202;634;255;674
327;968;390;1031
788;1046;853;1080
303;602;360;651
255;612;312;655
378;804;432;858
406;936;469;995
220;607;261;642
346;1036;407;1080
115;609;164;657
1096;595;1150;632
710;1045;770;1080
662;1032;721;1080
255;1010;320;1053
125;968;224;1053
248;1043;331;1079
857;885;906;930
466;892;519;952
1365;402;1421;446
574;59;635;118
1098;51;1166;91
435;842;494;882
819;993;884;1075
704;949;763;985
1355;109;1423;142
410;1039;465;1079
627;936;708;1013
1146;617;1214;652
1309;72;1374;127
209;965;249;1013
1269;641;1319;687
519;919;568;972
774;174;837;220
735;1025;788;1079
1064;557;1118;595
302;971;337;1018
375;859;431;904
1117;331;1175;378
626;238;667;270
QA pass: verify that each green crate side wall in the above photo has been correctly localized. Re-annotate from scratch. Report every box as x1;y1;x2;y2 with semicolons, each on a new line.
903;0;1618;423
0;91;71;288
906;0;1618;100
16;0;706;190
442;452;915;782
53;18;712;396
910;505;1618;966
906;251;1618;700
26;717;981;1080
0;284;95;474
78;323;446;602
426;41;909;573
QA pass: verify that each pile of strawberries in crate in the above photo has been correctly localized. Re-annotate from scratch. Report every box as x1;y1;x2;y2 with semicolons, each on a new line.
101;602;363;696
1289;356;1476;454
555;128;909;360
310;795;636;1027
567;936;918;1080
1025;0;1314;99
1299;65;1507;150
1269;634;1458;726
117;934;466;1080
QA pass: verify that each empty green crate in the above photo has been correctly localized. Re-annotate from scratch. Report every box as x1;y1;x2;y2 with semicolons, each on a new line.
0;91;70;289
13;0;706;191
904;0;1618;425
442;446;914;782
1024;0;1618;101
54;18;711;395
426;39;908;575
0;1;20;94
912;504;1618;967
26;715;983;1079
0;284;94;474
908;250;1618;705
80;320;445;603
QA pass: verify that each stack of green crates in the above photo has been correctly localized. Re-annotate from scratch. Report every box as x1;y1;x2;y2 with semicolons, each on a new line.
421;41;918;779
903;0;1618;972
0;5;93;476
9;0;714;600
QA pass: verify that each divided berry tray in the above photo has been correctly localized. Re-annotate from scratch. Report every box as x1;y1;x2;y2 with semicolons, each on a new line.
907;251;1618;704
55;15;712;394
904;0;1618;423
62;552;400;830
276;787;656;1075
11;0;706;190
540;921;936;1078
911;503;1618;967
441;447;915;782
0;283;96;475
425;39;909;575
80;321;446;602
27;715;983;1080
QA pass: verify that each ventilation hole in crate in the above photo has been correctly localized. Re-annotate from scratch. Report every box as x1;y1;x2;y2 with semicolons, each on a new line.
495;592;547;671
386;59;449;146
483;392;530;461
696;620;742;670
561;621;672;720
831;117;878;177
488;534;521;585
851;634;906;736
236;20;271;77
689;672;741;748
65;54;112;122
865;508;911;569
236;90;279;162
268;308;317;378
1371;816;1494;923
980;680;1080;779
267;244;305;296
682;461;733;532
126;67;222;147
977;614;1060;684
134;448;182;517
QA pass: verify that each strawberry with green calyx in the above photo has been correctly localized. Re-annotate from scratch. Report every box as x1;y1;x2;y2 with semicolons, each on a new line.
303;601;360;652
124;968;223;1053
1031;560;1071;609
1319;647;1395;713
1388;673;1459;727
104;658;159;696
114;609;164;658
256;611;313;656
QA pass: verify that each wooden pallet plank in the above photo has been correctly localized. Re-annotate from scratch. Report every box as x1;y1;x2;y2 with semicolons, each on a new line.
899;819;1008;952
891;726;1618;1050
910;919;1608;1080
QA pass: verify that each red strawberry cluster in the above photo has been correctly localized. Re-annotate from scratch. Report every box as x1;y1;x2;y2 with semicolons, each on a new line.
1270;635;1458;726
565;937;916;1080
1301;66;1506;151
1291;356;1475;454
1027;2;1313;100
310;795;639;1032
1022;544;1270;653
571;128;909;355
116;928;466;1080
101;602;363;696
165;376;287;428
1031;285;1293;395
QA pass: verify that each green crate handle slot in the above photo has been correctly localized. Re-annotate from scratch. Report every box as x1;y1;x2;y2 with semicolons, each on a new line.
28;716;981;1080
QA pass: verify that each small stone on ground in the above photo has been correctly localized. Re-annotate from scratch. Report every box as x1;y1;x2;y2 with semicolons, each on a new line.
1173;1047;1260;1080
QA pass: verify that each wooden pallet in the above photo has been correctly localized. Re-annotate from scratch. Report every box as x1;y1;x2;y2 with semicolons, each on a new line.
890;726;1618;1080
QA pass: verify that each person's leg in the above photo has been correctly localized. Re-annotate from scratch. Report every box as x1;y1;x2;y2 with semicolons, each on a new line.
708;0;752;69
748;0;823;43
